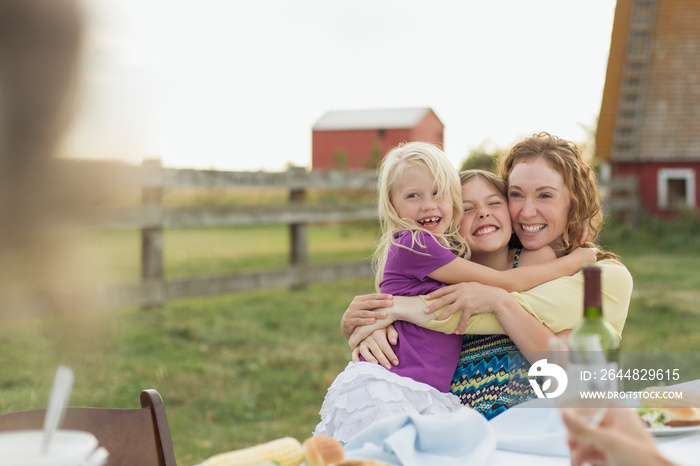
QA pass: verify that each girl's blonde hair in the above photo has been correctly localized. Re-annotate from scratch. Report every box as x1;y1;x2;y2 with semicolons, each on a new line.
373;142;468;290
498;132;616;260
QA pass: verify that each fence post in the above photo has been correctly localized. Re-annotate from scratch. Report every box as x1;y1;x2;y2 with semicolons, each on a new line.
141;159;164;307
289;167;308;289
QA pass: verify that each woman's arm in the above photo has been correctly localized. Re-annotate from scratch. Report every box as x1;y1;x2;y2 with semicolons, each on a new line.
424;281;562;358
423;259;633;338
478;284;561;358
429;246;597;292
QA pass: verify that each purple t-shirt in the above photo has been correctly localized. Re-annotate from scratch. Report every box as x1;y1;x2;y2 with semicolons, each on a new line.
378;230;464;393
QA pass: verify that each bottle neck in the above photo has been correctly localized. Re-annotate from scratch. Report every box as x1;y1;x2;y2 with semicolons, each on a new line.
583;266;603;320
583;305;603;320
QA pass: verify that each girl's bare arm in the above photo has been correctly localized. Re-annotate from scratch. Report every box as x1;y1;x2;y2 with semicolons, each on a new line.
429;247;597;292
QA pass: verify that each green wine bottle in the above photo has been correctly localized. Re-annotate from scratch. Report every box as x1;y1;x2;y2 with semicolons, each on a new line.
569;265;620;352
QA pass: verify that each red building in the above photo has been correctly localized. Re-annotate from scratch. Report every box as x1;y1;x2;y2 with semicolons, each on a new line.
312;107;444;171
596;0;700;216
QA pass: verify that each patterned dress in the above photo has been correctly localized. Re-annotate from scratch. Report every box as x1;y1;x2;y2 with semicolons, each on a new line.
448;248;537;419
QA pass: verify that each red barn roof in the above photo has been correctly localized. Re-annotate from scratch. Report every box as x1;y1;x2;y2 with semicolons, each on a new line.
313;107;440;131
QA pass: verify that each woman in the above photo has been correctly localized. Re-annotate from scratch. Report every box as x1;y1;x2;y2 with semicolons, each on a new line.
341;132;633;419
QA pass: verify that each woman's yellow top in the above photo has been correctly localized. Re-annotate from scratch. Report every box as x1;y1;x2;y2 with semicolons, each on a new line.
421;259;633;340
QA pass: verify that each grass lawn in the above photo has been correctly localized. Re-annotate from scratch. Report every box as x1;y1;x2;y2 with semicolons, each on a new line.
1;215;699;465
0;279;373;465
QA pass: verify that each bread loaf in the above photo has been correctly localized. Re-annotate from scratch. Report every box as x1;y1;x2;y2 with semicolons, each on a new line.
302;435;345;466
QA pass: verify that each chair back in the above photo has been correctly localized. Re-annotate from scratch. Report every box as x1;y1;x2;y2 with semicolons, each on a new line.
0;389;176;466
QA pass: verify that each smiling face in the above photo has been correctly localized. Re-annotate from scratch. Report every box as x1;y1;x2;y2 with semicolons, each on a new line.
391;165;454;235
459;177;512;256
507;157;571;252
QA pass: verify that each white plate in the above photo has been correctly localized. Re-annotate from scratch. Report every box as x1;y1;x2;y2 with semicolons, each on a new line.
648;424;700;437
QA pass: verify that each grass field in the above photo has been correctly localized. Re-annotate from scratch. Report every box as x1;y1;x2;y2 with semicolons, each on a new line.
78;222;378;283
1;214;699;465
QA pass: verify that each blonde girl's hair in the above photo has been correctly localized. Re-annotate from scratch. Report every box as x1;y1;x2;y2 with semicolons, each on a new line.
498;132;617;260
373;141;469;290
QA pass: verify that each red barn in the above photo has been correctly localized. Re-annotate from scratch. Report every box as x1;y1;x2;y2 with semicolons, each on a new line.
312;107;444;171
596;0;700;216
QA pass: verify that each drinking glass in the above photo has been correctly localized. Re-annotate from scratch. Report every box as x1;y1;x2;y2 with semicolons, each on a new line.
548;334;617;427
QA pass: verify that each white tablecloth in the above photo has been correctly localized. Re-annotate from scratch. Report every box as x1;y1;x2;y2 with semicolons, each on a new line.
344;398;700;466
490;431;700;466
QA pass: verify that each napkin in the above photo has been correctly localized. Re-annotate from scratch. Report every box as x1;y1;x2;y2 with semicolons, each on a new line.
488;398;570;457
343;407;496;466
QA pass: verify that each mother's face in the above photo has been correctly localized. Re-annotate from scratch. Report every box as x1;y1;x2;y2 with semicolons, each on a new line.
506;157;571;254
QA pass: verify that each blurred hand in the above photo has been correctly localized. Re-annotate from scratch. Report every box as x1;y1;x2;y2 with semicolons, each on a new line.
562;407;672;466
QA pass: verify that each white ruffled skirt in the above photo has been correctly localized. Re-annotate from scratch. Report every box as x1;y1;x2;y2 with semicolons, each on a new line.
314;361;464;445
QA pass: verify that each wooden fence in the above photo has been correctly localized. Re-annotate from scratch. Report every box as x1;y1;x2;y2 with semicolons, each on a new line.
64;160;639;310
83;159;379;309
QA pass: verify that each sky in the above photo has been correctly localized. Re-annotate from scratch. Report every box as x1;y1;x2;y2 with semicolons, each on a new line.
60;0;618;172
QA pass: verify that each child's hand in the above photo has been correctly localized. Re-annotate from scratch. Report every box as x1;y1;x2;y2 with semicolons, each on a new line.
341;293;393;339
351;327;399;369
348;314;396;350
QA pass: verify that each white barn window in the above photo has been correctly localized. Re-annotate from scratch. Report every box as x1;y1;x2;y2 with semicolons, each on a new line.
657;168;696;210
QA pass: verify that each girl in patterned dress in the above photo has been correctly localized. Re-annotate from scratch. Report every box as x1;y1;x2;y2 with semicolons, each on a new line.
450;170;557;418
314;144;596;444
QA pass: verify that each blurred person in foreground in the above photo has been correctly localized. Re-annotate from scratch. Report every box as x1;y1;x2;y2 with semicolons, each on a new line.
0;0;119;360
0;0;82;312
562;408;676;466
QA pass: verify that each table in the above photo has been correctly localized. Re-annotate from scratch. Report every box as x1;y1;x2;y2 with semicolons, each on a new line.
489;427;700;466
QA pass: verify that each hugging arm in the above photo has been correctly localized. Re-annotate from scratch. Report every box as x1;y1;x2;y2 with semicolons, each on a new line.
344;285;557;365
421;282;562;359
428;246;597;292
394;259;631;338
340;293;394;339
346;287;559;364
345;260;632;364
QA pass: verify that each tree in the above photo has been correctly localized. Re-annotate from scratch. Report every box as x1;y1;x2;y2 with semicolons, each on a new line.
459;142;504;173
362;145;383;170
333;149;348;170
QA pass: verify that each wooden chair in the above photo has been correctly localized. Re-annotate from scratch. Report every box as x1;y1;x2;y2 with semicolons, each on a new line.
0;389;177;466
